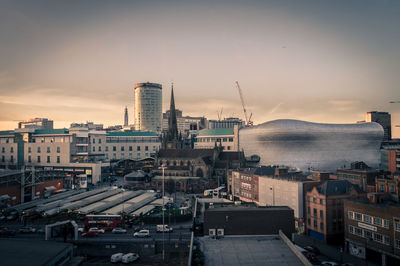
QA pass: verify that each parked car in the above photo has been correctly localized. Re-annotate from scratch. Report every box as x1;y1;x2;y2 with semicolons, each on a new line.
82;231;99;237
0;227;16;236
19;227;36;233
110;253;124;263
304;246;320;255
133;229;150;238
156;224;173;233
89;227;105;233
112;227;127;234
122;253;139;263
78;227;85;233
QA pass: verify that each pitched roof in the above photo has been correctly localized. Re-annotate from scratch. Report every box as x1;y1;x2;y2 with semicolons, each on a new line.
317;180;361;196
158;149;215;159
197;128;234;136
106;131;158;137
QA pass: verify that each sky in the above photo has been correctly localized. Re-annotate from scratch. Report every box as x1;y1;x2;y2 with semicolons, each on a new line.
0;0;399;137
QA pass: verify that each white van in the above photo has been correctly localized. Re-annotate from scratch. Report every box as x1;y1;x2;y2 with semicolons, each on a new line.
122;253;139;263
156;224;173;232
110;253;123;263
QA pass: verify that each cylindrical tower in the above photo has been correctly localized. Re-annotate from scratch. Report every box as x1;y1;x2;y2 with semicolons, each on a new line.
134;82;162;132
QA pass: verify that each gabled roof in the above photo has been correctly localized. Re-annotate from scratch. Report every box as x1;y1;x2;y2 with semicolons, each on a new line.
106;131;158;137
317;180;361;196
197;128;234;136
158;149;215;159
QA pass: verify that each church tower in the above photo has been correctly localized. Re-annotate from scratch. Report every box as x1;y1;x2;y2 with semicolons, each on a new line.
162;83;183;149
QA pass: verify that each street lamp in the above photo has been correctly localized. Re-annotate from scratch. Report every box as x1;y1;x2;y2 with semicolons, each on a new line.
158;164;167;261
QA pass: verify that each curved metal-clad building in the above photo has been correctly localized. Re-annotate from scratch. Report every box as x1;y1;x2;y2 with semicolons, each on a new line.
134;82;162;132
239;119;383;172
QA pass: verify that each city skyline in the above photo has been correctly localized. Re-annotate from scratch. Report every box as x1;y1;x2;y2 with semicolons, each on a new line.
1;0;399;137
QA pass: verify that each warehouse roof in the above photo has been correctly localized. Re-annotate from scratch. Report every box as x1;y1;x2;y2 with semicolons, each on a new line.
106;131;158;137
33;128;69;135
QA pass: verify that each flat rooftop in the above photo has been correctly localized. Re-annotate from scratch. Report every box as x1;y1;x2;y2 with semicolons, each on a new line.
0;239;73;266
200;235;302;266
206;204;292;212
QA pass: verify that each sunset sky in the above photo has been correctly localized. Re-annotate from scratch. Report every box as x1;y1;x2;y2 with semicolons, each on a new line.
1;0;399;137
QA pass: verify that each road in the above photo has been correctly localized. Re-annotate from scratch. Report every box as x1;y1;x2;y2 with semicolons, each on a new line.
2;225;191;242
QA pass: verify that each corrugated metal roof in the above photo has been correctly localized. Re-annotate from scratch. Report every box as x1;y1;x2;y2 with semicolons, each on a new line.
106;131;158;137
197;128;234;136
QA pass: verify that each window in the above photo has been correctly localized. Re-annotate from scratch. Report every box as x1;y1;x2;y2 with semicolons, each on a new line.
396;239;400;249
47;156;50;163
28;147;31;153
10;155;13;162
355;227;362;236
145;146;148;151
354;212;362;221
320;222;324;230
313;220;317;228
113;146;116;151
1;147;4;153
98;138;101;144
1;156;4;162
28;155;31;163
10;147;14;153
227;146;231;150
313;197;317;203
229;137;233;142
379;184;385;192
105;146;109;152
307;196;310;202
374;233;383;243
383;235;390;245
129;146;132;151
93;138;95;144
121;146;124;151
374;217;382;227
57;156;60;163
395;221;400;232
364;230;373;239
307;206;311;214
105;154;108;159
313;208;317;216
363;215;373;224
98;146;101;152
383;219;389;229
112;153;116;160
390;185;395;193
37;156;41;163
57;147;60;153
47;147;50;153
320;210;324;218
320;199;323;204
137;146;141;151
93;146;95;152
348;211;354;219
37;147;41;153
349;225;354;234
307;218;311;225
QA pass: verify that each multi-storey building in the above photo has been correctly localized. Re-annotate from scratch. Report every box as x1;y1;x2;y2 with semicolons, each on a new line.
0;127;161;185
162;109;207;137
194;126;239;152
305;180;363;244
344;196;400;265
18;118;53;130
208;117;244;129
134;82;162;132
228;166;319;222
366;111;391;141
336;162;384;192
104;131;161;161
381;149;400;173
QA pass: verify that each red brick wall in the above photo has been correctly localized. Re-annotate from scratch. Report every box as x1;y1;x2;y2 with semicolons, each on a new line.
34;179;63;198
0;186;21;205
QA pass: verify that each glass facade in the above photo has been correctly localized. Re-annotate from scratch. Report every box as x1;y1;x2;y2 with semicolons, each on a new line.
239;119;383;172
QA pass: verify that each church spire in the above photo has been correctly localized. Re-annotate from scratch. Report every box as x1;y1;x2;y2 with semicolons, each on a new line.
168;83;178;140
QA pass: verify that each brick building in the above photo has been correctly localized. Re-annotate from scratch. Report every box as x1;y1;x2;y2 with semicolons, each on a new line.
344;196;400;266
305;180;363;244
336;162;384;192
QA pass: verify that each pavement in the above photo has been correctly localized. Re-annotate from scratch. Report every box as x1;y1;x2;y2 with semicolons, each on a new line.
293;234;379;266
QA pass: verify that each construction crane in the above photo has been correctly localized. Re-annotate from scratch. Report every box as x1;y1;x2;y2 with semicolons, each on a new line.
235;81;253;127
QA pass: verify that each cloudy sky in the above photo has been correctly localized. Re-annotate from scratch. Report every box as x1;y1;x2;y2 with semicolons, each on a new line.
1;0;399;137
